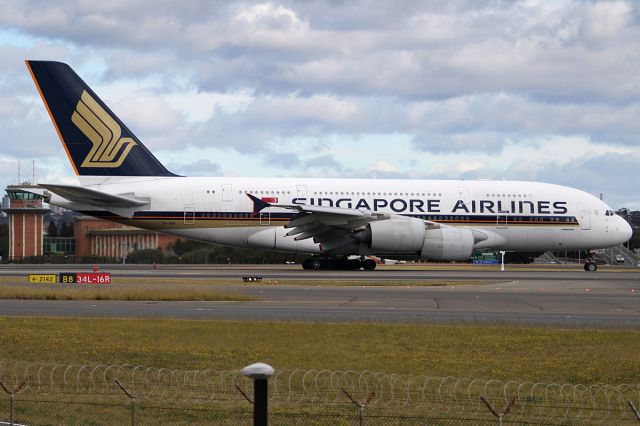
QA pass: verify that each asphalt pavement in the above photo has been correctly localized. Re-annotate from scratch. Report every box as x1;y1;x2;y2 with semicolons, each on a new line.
0;264;638;327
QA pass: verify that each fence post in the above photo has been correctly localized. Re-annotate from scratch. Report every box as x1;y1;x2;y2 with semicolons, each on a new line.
116;379;137;426
480;395;517;426
342;387;376;426
0;380;26;426
241;362;275;426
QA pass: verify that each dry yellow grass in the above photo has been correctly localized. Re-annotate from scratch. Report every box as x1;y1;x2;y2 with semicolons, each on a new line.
0;274;492;302
0;275;494;288
0;282;257;301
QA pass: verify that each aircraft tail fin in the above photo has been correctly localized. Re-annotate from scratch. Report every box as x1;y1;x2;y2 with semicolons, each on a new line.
26;60;177;177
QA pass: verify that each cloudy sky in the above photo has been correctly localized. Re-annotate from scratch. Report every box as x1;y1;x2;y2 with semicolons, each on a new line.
0;0;638;209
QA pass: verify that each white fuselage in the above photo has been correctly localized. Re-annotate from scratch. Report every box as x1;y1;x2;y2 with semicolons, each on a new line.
50;176;632;257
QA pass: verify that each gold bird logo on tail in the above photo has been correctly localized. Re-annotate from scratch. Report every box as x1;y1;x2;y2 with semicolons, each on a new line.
71;90;137;168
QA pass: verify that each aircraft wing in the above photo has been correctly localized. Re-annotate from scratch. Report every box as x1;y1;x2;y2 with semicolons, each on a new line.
248;194;439;252
40;184;149;207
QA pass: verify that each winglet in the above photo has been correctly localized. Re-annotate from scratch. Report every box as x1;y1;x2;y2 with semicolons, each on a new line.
247;194;271;213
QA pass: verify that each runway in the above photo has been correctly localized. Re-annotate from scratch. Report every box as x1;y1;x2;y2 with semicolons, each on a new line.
1;263;638;281
0;265;638;327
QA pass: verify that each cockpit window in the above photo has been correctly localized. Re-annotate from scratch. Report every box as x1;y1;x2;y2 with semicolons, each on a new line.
605;210;614;216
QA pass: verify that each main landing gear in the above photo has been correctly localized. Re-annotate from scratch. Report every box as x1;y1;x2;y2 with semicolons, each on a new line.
584;261;598;272
302;258;377;270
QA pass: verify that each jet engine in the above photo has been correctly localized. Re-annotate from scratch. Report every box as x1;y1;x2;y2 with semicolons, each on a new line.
354;217;476;261
357;217;426;253
420;226;475;260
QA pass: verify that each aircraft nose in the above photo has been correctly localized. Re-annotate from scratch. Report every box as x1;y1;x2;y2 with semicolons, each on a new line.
618;216;633;243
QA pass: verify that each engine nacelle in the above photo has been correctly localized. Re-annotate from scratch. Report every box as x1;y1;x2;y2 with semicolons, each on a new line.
358;217;426;253
356;218;476;260
420;227;475;260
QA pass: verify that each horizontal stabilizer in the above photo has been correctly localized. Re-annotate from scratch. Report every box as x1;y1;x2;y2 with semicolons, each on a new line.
39;184;149;208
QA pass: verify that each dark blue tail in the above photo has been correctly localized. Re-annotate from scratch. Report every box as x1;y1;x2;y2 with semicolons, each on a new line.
26;60;176;177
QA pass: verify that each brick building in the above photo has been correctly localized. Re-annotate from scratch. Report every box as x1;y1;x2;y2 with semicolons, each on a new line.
3;185;180;260
74;216;179;258
1;185;49;258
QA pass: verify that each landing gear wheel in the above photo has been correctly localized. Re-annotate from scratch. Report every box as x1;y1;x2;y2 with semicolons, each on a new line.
303;257;376;270
584;262;597;272
310;259;324;270
362;259;377;271
302;259;324;270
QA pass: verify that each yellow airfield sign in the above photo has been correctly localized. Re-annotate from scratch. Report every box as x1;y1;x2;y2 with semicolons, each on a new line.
28;274;58;284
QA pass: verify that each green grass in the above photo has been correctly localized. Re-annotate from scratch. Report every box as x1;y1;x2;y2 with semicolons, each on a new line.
1;317;639;384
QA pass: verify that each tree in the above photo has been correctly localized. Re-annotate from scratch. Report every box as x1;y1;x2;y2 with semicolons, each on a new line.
125;248;167;263
59;222;73;237
630;229;640;251
46;221;58;237
169;239;208;256
0;224;7;260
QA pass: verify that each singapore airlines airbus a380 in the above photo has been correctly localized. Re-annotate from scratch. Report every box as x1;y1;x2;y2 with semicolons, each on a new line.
24;61;632;270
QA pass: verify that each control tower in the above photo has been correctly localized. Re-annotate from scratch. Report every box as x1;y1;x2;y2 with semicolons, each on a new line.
1;185;49;260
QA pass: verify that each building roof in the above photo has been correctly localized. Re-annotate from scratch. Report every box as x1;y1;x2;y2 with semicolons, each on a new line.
87;228;157;236
1;207;49;213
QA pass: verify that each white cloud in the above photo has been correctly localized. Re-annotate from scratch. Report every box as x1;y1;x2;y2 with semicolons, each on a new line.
367;159;398;173
234;3;307;31
429;160;485;176
165;90;254;120
0;0;638;209
580;1;632;41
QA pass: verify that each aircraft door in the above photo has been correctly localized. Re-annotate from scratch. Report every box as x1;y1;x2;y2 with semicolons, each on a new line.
496;192;511;230
222;184;233;202
496;211;508;229
579;210;591;230
184;206;195;225
259;210;271;225
458;186;470;205
296;184;307;199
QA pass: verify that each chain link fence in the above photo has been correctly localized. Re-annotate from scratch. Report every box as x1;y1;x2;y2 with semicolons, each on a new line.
1;361;639;424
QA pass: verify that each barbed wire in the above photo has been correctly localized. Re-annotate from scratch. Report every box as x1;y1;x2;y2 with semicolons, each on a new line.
1;361;639;423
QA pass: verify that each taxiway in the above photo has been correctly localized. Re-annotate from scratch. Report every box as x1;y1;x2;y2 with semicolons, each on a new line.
0;265;638;327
